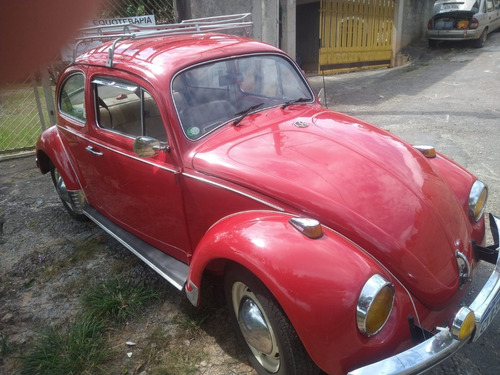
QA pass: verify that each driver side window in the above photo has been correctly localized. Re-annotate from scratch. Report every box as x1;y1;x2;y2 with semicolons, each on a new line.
93;78;167;142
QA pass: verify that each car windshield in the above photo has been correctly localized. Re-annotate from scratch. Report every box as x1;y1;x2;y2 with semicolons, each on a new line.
172;54;314;140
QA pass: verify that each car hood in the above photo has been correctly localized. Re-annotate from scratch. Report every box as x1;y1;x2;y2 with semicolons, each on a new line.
192;106;472;308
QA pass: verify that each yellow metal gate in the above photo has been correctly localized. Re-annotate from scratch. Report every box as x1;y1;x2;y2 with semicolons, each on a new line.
319;0;395;74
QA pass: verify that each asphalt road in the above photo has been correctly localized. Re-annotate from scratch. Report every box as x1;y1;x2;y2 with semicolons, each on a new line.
309;33;500;375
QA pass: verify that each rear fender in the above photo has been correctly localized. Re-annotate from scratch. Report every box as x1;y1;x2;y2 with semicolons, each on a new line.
186;210;414;373
36;126;83;191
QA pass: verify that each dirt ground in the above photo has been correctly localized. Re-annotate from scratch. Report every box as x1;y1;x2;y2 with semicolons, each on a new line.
1;34;500;374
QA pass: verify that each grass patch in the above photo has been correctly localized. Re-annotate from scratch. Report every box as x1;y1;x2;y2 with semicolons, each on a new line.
156;346;204;375
19;316;111;375
0;84;48;153
82;276;158;323
1;332;12;360
174;306;210;334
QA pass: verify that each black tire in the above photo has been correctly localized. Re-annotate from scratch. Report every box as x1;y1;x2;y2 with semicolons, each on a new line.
428;39;438;48
49;163;87;221
474;29;487;48
225;265;320;375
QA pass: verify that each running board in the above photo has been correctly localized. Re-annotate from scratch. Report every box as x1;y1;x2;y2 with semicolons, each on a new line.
83;205;189;290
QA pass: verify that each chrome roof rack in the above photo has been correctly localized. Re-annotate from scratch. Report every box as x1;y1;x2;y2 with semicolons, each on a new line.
74;13;252;67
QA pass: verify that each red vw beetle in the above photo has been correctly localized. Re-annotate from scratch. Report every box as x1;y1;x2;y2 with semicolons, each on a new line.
36;14;500;375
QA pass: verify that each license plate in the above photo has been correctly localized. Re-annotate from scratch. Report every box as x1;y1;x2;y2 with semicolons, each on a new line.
443;4;460;9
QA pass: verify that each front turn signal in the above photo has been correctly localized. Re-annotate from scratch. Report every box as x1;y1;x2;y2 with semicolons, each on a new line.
289;217;323;239
451;307;476;340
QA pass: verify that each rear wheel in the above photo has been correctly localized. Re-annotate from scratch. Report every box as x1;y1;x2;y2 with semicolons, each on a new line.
474;29;487;48
225;265;320;375
50;164;86;221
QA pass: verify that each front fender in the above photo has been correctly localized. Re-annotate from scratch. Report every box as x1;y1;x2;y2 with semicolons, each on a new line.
186;211;417;374
36;126;84;191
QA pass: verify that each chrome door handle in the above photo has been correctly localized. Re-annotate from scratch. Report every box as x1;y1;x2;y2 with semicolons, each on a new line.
85;145;104;156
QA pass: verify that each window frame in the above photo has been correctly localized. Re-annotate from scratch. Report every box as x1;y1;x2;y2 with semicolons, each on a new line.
92;77;167;142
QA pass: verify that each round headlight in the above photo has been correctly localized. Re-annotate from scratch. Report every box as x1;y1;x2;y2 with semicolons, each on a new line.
356;274;395;336
468;180;488;222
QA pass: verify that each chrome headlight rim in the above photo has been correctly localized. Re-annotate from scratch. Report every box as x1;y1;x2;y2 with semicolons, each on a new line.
468;180;488;222
356;274;395;337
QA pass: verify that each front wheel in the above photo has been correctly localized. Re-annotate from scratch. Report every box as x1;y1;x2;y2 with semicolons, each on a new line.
225;265;320;375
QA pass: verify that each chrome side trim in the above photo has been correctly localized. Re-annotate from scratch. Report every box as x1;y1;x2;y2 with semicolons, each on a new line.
183;172;285;212
185;280;199;306
83;205;189;291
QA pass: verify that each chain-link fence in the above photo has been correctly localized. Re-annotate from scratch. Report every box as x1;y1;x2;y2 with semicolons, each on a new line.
0;0;176;156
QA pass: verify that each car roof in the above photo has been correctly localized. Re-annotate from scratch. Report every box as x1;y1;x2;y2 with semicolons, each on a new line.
74;33;282;83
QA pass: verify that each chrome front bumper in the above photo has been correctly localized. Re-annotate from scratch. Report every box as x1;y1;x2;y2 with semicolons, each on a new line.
349;214;500;375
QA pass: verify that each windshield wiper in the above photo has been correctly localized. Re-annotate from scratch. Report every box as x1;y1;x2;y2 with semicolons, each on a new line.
233;103;265;126
281;97;311;109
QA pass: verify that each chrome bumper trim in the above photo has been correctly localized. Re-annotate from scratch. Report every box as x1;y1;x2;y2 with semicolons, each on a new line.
349;214;500;375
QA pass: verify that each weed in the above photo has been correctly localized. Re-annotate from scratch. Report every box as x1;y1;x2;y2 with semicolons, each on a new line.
174;306;210;334
19;315;111;375
154;345;205;375
139;326;172;368
403;65;419;73
0;332;12;359
82;276;158;323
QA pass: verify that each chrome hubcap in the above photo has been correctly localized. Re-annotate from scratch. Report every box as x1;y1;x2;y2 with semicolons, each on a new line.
238;297;273;354
232;281;280;373
54;169;70;203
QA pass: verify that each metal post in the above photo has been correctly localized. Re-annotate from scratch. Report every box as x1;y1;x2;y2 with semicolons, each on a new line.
40;68;56;126
31;72;46;131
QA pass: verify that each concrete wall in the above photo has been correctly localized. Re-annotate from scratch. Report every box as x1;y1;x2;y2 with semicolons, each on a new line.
186;0;252;19
180;0;280;47
400;0;435;47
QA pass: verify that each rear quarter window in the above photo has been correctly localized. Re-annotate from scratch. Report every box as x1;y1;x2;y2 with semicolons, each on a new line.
59;73;86;122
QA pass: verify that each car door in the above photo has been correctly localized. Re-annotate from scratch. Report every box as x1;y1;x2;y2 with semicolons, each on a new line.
69;73;191;261
491;0;500;30
485;0;499;30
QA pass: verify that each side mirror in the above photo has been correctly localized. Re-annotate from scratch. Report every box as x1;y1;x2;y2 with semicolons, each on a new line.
133;136;169;158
